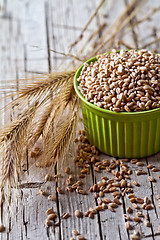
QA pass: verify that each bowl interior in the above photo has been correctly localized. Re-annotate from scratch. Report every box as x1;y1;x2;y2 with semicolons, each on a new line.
74;55;160;117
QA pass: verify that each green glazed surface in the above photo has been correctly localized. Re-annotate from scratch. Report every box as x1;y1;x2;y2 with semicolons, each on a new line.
74;56;160;158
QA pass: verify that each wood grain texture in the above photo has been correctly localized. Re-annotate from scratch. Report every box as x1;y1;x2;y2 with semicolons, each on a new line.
0;0;160;239
57;155;102;240
93;154;129;240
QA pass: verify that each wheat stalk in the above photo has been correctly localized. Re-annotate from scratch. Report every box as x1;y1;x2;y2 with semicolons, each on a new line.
0;71;78;189
39;75;79;167
29;74;76;142
43;105;79;167
0;71;75;114
69;0;105;50
94;0;147;53
0;102;38;189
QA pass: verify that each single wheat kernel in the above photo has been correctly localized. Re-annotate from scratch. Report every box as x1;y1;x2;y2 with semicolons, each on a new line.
89;207;97;214
69;174;74;180
121;159;130;162
127;183;132;187
79;174;85;178
103;198;111;204
81;169;88;174
127;207;133;214
135;170;147;175
57;187;63;194
148;176;156;182
133;181;139;186
151;168;159;172
109;163;116;169
133;217;141;222
0;224;5;232
96;205;103;211
124;214;130;220
66;178;72;185
99;191;104;197
112;191;120;197
102;203;107;209
78;130;81;135
78;189;87;195
147;164;154;169
144;197;150;204
145;204;152;210
54;222;59;227
109;187;117;192
47;213;57;220
76;180;83;186
45;174;51;182
128;170;132;175
113;198;121;205
65;167;71;174
112;182;120;187
120;179;126;188
88;212;94;218
141;203;147;209
128;194;135;199
45;219;52;227
136;212;144;217
76;187;82;193
107;183;112;190
131;159;138;164
108;203;117;208
108;206;114;212
72;230;79;236
81;130;85;135
130;197;137;203
74;137;79;143
84;211;89;217
48;195;56;201
46;208;54;215
75;210;83;218
97;197;103;205
144;219;150;227
72;183;78;189
136;162;144;166
136;198;144;204
91;157;96;163
62;213;70;219
39;189;46;195
94;167;100;172
130;234;139;240
132;203;139;209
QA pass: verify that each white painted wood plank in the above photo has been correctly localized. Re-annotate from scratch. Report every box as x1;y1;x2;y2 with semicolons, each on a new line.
57;156;102;240
1;0;160;239
146;154;160;237
93;154;129;240
123;158;154;239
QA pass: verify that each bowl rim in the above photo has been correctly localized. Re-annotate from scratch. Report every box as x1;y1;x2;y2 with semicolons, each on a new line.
74;54;160;116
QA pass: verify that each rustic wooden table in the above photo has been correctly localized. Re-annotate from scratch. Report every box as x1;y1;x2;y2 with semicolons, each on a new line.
0;0;160;239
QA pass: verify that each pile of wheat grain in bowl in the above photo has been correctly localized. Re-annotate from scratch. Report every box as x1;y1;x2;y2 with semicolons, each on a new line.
77;49;160;112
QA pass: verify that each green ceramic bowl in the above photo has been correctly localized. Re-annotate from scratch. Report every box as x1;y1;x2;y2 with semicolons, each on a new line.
74;55;160;158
